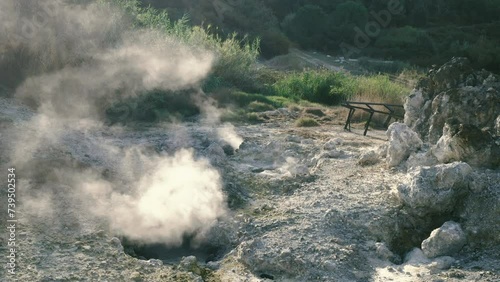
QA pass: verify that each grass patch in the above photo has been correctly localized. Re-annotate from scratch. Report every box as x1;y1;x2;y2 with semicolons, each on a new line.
269;69;410;106
352;75;409;105
210;89;276;108
270;69;351;105
295;117;320;127
247;101;275;112
220;110;265;124
246;112;265;123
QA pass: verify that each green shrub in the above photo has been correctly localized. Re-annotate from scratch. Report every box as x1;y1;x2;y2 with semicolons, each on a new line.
466;37;500;71
260;30;291;59
295;117;320;127
247;101;275;112
246;112;265;123
266;96;294;107
282;5;328;49
202;75;230;93
271;69;351;105
358;58;416;75
269;68;410;106
107;0;260;91
333;1;369;27
106;89;199;123
374;27;436;59
210;89;276;108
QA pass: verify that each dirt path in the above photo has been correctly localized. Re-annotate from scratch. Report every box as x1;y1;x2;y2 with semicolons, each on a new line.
290;49;344;72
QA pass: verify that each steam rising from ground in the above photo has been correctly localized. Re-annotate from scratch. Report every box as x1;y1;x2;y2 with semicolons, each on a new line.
2;0;231;245
82;149;226;244
217;123;244;149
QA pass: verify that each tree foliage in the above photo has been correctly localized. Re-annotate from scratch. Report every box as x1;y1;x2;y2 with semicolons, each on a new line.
137;0;500;72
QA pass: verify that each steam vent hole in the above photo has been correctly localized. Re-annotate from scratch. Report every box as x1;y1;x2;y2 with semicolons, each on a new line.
120;234;228;264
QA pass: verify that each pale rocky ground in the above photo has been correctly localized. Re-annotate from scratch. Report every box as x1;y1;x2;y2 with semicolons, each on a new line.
0;97;499;281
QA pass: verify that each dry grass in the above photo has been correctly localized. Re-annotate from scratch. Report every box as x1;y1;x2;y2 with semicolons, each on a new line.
295;117;320;127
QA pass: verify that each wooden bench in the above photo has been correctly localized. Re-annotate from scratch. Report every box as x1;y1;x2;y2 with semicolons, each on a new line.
341;101;404;136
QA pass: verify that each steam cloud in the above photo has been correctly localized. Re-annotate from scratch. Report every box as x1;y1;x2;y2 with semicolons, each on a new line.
2;0;230;245
81;149;226;244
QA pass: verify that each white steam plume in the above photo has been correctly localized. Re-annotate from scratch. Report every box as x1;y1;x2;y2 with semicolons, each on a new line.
82;149;226;244
2;0;228;245
217;123;244;149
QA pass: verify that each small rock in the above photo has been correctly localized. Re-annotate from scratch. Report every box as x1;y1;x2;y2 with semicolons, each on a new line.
332;138;343;146
109;237;123;251
95;230;105;237
205;143;226;163
322;260;337;271
286;135;301;143
206;261;221;270
147;259;163;267
130;271;142;281
377;144;388;158
386;123;423;167
320;149;343;159
422;221;467;258
302;139;314;145
222;144;234;156
375;242;399;263
429;256;455;270
404;248;431;265
323;140;337;150
179;256;202;275
358;150;379;166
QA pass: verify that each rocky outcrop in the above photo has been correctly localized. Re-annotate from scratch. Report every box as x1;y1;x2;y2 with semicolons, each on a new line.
432;121;500;167
397;162;472;217
403;57;500;168
385;123;423;167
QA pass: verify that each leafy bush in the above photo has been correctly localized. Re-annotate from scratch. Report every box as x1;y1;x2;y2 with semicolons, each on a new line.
260;30;291;59
295;117;320;127
374;27;436;59
270;70;352;105
108;0;260;91
358;58;416;74
106;89;199;123
332;1;368;27
282;5;328;49
466;37;500;71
